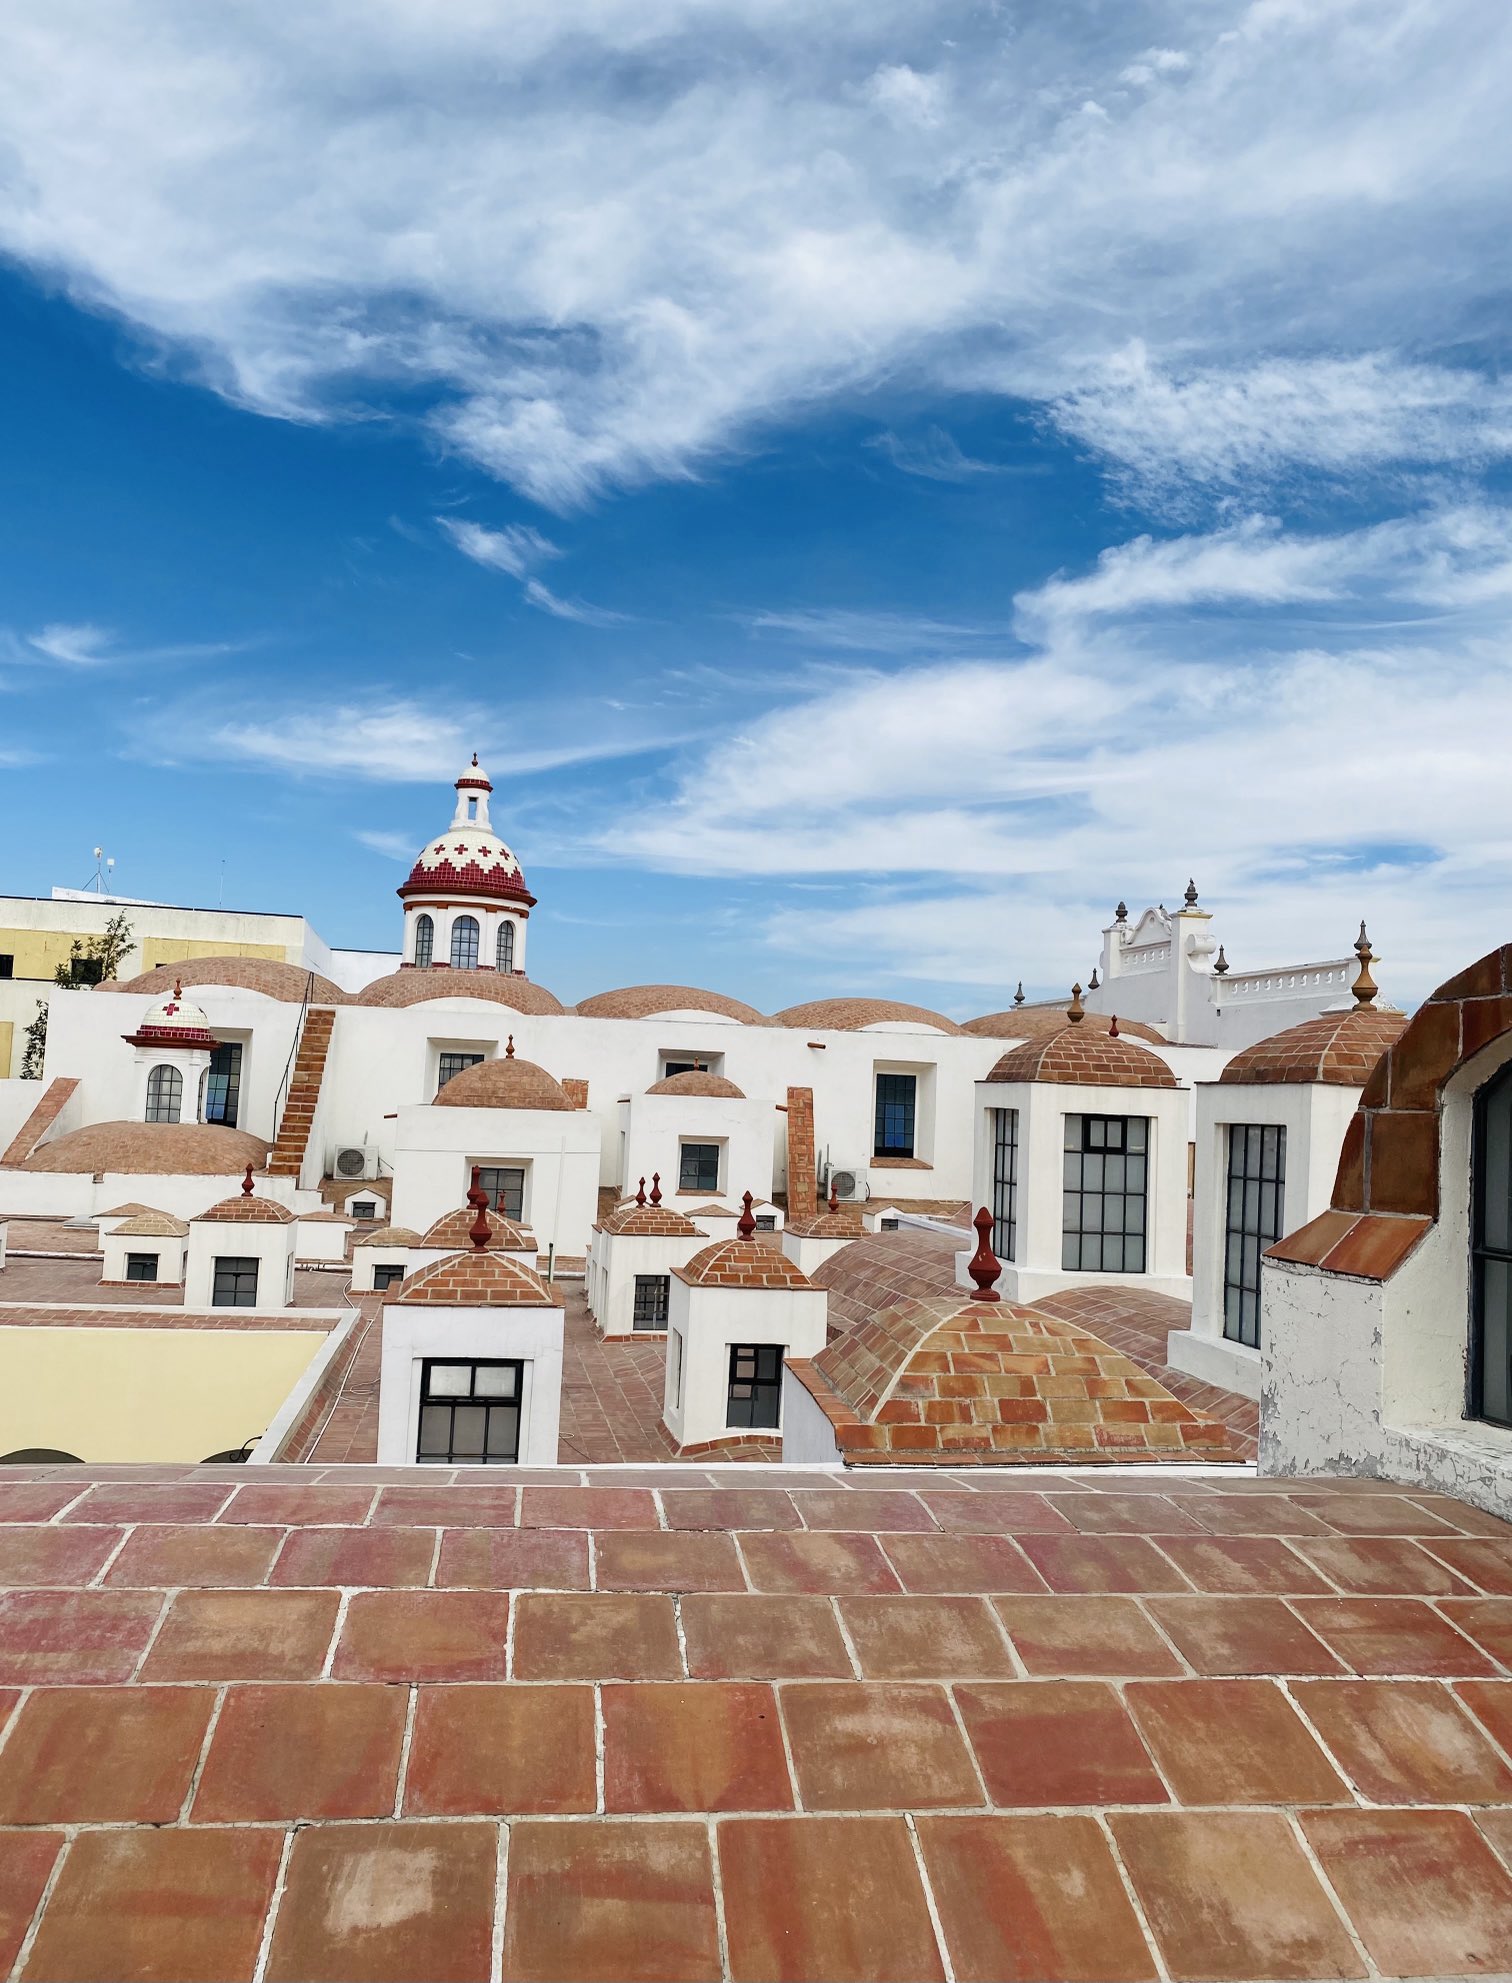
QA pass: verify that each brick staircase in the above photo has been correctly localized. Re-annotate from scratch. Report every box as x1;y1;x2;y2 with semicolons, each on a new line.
0;1076;79;1168
266;1007;336;1179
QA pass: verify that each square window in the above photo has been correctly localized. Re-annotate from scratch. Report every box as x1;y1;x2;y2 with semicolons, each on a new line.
212;1256;259;1308
726;1342;783;1430
125;1252;159;1282
475;1167;525;1220
754;1213;776;1232
437;1051;485;1093
632;1274;669;1329
416;1359;523;1465
679;1143;720;1194
350;1199;378;1221
372;1264;404;1291
0;954;13;979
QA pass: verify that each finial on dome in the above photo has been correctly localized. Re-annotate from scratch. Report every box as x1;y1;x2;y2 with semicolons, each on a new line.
828;1177;839;1215
241;1164;254;1197
1067;983;1085;1025
471;752;479;767
1184;879;1199;910
466;1164;492;1248
1109;1014;1120;1037
505;1035;515;1059
173;978;183;999
1089;968;1100;990
650;1172;662;1205
967;1206;1002;1303
1115;901;1128;925
635;1176;646;1208
1214;945;1229;976
1013;981;1025;1007
1352;923;1379;1005
737;1190;757;1240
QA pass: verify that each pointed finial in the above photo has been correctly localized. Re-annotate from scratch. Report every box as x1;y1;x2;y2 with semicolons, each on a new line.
1109;1014;1120;1037
1184;879;1199;910
1012;981;1025;1007
1352;923;1379;1005
737;1190;757;1240
1088;968;1100;991
466;1163;492;1248
505;1035;515;1059
471;752;479;767
967;1206;1002;1302
1115;901;1128;924
828;1177;839;1215
173;978;183;999
650;1172;662;1205
1213;944;1229;976
1067;983;1085;1025
635;1176;647;1207
241;1163;254;1196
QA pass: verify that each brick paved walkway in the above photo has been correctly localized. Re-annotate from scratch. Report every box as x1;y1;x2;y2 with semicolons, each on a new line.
0;1465;1509;1979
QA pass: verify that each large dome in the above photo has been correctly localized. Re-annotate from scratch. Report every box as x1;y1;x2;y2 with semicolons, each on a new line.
433;1054;575;1111
21;1123;271;1175
398;755;535;909
102;958;348;1005
356;969;564;1014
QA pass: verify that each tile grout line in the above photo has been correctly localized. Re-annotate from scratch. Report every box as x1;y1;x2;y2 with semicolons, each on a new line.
6;1830;75;1983
592;1684;606;1814
1092;1812;1171;1983
1128;1596;1198;1677
178;1682;229;1822
126;1586;178;1681
86;1523;138;1588
489;1820;509;1983
504;1588;517;1681
1449;1678;1512;1774
941;1681;994;1811
1275;1679;1369;1806
427;1525;444;1589
903;1812;956;1983
319;1590;352;1679
250;1825;297;1983
1284;1810;1380;1979
706;1816;732;1983
770;1682;804;1814
827;1597;865;1681
393;1684;420;1818
979;1596;1029;1679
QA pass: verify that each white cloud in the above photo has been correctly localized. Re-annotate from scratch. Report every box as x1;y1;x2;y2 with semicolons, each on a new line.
862;64;946;129
865;427;1007;481
436;518;561;579
354;828;418;859
27;622;115;665
4;623;243;669
520;578;628;626
746;608;988;653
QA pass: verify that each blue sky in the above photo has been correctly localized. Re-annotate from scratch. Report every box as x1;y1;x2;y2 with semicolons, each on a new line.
2;0;1511;1012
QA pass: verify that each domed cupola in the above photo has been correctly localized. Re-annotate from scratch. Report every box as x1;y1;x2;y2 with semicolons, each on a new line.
120;980;219;1126
399;755;537;976
121;983;216;1051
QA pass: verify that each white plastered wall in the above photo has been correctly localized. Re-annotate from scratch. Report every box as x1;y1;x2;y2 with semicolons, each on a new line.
587;1227;704;1337
662;1276;828;1449
101;1230;186;1285
618;1090;778;1208
350;1243;414;1294
782;1229;858;1276
390;1101;601;1257
376;1299;564;1465
183;1219;297;1311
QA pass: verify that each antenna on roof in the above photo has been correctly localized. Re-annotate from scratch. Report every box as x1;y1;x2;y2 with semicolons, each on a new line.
1352;923;1379;1005
966;1206;1002;1303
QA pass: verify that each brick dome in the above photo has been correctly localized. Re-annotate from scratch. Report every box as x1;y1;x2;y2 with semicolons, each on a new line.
355;969;564;1015
1219;1005;1407;1086
964;1007;1164;1044
770;998;964;1035
597;1200;703;1238
574;985;763;1024
397;1251;561;1306
352;1225;421;1248
196;1192;295;1224
102;959;347;1005
675;1238;816;1290
19;1123;271;1175
398;756;536;909
987;1026;1178;1089
645;1070;747;1099
110;1211;190;1238
433;1056;574;1111
417;1206;536;1251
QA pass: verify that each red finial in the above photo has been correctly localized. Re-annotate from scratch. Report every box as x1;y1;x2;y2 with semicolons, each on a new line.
737;1190;757;1240
650;1173;662;1205
466;1165;492;1249
505;1034;516;1059
635;1176;647;1207
966;1206;1002;1302
828;1178;839;1215
1108;1014;1120;1037
241;1163;254;1197
471;752;479;767
173;978;183;999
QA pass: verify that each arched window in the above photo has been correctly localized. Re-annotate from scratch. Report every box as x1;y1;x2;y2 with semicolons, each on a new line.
450;915;480;971
497;920;515;973
145;1064;183;1124
413;914;435;969
1473;1060;1512;1428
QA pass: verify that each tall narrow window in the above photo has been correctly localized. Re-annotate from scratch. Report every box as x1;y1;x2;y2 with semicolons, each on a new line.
727;1344;783;1429
203;1041;242;1127
413;914;435;968
450;916;480;970
1473;1062;1512;1429
145;1065;183;1124
497;921;515;972
475;1166;525;1220
874;1074;917;1158
416;1358;523;1465
1223;1123;1286;1349
212;1257;259;1307
1062;1115;1148;1273
633;1275;670;1329
467;796;478;820
991;1108;1019;1262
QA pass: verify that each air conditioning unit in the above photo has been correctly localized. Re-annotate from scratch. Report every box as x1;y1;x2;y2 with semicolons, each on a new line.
329;1143;378;1181
828;1164;871;1204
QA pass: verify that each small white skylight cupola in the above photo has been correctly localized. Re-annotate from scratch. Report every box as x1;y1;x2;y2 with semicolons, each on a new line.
398;753;537;977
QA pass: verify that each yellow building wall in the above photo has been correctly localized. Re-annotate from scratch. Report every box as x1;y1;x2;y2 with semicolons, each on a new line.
0;929;105;983
0;1020;12;1079
140;938;291;971
0;929;295;984
0;1327;326;1463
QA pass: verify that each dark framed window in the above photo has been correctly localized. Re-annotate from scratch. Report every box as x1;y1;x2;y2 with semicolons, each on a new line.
372;1263;405;1291
679;1142;720;1193
125;1252;159;1282
437;1050;485;1092
874;1074;917;1158
1223;1123;1286;1349
661;1056;716;1080
0;955;12;979
416;1358;523;1465
145;1064;183;1124
449;915;480;971
350;1199;378;1222
727;1343;783;1430
992;1108;1019;1262
497;922;515;972
1473;1062;1512;1429
212;1256;259;1308
633;1274;670;1329
66;956;105;986
204;1040;242;1127
1062;1114;1148;1274
754;1213;777;1232
476;1166;525;1220
413;914;435;969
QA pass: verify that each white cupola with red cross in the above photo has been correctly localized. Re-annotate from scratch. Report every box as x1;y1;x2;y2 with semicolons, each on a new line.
398;755;537;977
121;980;219;1126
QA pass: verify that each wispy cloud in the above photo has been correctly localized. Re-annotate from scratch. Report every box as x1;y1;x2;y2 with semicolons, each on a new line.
745;608;989;654
354;828;418;859
520;578;627;626
26;622;115;666
437;518;561;580
5;622;244;670
866;428;1013;482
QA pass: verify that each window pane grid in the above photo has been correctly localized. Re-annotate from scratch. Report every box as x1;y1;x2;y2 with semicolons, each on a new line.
1222;1123;1287;1348
145;1065;183;1124
497;922;515;972
413;915;435;968
679;1143;720;1193
438;1051;484;1091
449;916;480;970
992;1108;1019;1263
212;1257;259;1308
726;1343;783;1430
475;1167;525;1220
632;1275;670;1329
1061;1115;1148;1274
416;1358;523;1464
203;1041;242;1127
874;1074;917;1159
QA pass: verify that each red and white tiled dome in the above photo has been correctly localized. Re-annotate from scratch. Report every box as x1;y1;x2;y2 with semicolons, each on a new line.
121;981;217;1050
398;756;536;909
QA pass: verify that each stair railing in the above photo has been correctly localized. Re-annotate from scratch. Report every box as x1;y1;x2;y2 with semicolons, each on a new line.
273;970;317;1140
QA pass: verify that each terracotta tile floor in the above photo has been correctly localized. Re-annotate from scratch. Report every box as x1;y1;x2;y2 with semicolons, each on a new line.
0;1462;1508;1980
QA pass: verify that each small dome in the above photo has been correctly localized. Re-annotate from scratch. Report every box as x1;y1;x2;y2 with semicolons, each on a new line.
597;1200;703;1238
770;998;964;1035
22;1123;271;1175
417;1205;536;1251
356;969;564;1015
122;983;215;1049
433;1056;574;1111
110;1210;190;1238
352;1224;421;1248
396;1251;561;1307
964;1007;1165;1045
645;1070;747;1099
574;985;764;1024
1220;1006;1407;1087
675;1237;816;1290
786;1206;864;1240
195;1191;295;1224
398;756;535;908
102;959;347;1005
987;1025;1178;1089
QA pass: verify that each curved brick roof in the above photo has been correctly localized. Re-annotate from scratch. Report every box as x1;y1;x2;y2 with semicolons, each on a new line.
196;1193;295;1224
355;969;565;1015
352;1224;421;1248
109;1211;190;1238
645;1070;747;1099
675;1238;816;1290
573;985;763;1024
597;1200;703;1238
987;1026;1178;1089
102;958;348;1005
769;998;964;1035
786;1206;865;1239
21;1123;272;1175
98;1201;155;1220
1219;1005;1407;1086
397;1251;561;1306
964;1007;1164;1045
433;1056;574;1111
417;1206;537;1251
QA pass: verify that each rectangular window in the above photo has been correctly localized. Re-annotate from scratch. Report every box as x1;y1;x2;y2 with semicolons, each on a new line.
661;1058;700;1079
67;956;105;986
1223;1123;1286;1349
372;1263;405;1291
437;1050;485;1092
203;1040;242;1128
0;954;12;979
874;1074;917;1159
212;1256;260;1308
350;1200;378;1222
754;1213;777;1232
879;1215;900;1233
632;1274;670;1329
125;1252;159;1282
727;1343;784;1430
415;1358;523;1465
679;1142;721;1193
991;1108;1019;1263
475;1166;525;1220
1061;1115;1149;1274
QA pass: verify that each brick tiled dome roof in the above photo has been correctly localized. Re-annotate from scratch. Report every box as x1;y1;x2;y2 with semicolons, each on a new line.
1219;1006;1407;1086
418;1206;536;1251
786;1207;865;1239
964;1007;1164;1044
102;959;348;1005
397;1251;561;1306
987;1026;1178;1089
574;985;764;1023
675;1238;816;1289
110;1211;190;1238
645;1070;747;1099
597;1201;703;1238
196;1193;295;1224
770;998;964;1035
21;1123;271;1175
352;1224;421;1248
433;1057;574;1111
355;969;564;1014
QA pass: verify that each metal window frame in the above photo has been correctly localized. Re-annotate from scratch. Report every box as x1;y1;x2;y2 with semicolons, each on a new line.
413;914;435;969
415;1356;525;1466
632;1274;670;1329
726;1342;784;1430
1222;1122;1287;1350
497;922;515;972
203;1040;242;1128
678;1141;721;1193
992;1107;1019;1263
475;1166;525;1221
145;1064;184;1124
211;1255;260;1308
372;1263;405;1291
437;1050;485;1092
873;1072;917;1159
1061;1113;1149;1275
1472;1060;1512;1429
124;1251;160;1282
449;915;481;971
